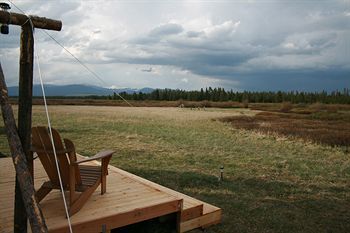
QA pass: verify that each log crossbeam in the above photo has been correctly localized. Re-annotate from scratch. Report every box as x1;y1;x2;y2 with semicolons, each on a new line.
0;11;62;31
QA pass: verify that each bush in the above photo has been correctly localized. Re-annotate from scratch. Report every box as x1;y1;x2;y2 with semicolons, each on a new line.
310;102;326;112
280;102;293;113
242;99;249;108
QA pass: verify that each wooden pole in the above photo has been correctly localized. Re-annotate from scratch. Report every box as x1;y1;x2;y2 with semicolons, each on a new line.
14;20;35;233
0;10;62;232
0;62;48;233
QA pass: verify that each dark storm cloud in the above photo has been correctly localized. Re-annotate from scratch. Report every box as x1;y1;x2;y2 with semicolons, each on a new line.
102;1;349;91
1;0;349;91
233;69;350;92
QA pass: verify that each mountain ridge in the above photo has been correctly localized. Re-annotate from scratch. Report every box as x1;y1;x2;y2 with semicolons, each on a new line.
7;84;154;96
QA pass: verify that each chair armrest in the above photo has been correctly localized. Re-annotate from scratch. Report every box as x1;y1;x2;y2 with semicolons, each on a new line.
74;150;114;165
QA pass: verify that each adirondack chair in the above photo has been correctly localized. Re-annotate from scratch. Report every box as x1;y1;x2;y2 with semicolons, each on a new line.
31;126;114;216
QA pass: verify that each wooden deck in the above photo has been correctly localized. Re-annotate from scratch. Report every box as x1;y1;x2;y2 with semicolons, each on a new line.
0;156;221;232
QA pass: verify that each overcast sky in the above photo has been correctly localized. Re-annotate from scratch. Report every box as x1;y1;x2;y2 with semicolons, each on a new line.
0;0;349;91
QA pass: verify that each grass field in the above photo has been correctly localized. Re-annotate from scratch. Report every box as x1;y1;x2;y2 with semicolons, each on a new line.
1;105;350;232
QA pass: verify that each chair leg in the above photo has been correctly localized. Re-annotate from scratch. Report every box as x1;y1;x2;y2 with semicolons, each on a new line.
69;181;100;216
101;156;111;195
101;175;106;195
36;181;52;202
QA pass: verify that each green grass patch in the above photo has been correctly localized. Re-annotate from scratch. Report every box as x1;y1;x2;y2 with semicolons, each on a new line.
1;105;349;232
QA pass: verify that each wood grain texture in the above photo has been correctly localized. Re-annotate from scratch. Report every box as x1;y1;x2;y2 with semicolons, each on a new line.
0;11;62;31
0;154;221;233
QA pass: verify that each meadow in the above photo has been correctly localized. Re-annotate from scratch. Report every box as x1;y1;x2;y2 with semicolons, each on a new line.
1;105;349;232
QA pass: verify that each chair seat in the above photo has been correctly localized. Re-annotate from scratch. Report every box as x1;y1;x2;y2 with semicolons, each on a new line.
79;165;102;187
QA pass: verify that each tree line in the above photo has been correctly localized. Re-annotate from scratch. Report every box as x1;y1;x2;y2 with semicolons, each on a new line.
35;87;350;104
110;87;350;104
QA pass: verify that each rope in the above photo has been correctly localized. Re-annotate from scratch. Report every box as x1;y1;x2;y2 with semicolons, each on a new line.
9;1;74;231
35;45;74;233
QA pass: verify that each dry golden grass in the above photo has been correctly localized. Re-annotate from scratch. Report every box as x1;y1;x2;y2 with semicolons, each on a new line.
10;98;246;108
1;105;350;233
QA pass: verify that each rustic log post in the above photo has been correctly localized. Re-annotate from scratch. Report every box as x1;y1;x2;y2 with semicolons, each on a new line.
14;20;35;233
0;63;48;232
0;10;62;232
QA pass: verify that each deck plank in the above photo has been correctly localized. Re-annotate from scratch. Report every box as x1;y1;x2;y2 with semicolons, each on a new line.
0;156;221;233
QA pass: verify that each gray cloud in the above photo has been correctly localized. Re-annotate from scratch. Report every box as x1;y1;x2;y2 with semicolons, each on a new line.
141;67;153;72
149;23;183;37
0;0;349;91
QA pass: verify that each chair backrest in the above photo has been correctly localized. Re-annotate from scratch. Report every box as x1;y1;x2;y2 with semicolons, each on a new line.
31;126;70;187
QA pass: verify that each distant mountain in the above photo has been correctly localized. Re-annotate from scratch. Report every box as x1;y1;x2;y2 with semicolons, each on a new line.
7;84;154;96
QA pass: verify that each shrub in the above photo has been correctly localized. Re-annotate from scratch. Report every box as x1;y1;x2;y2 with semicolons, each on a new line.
310;102;326;112
280;102;293;113
242;99;249;108
220;110;350;148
